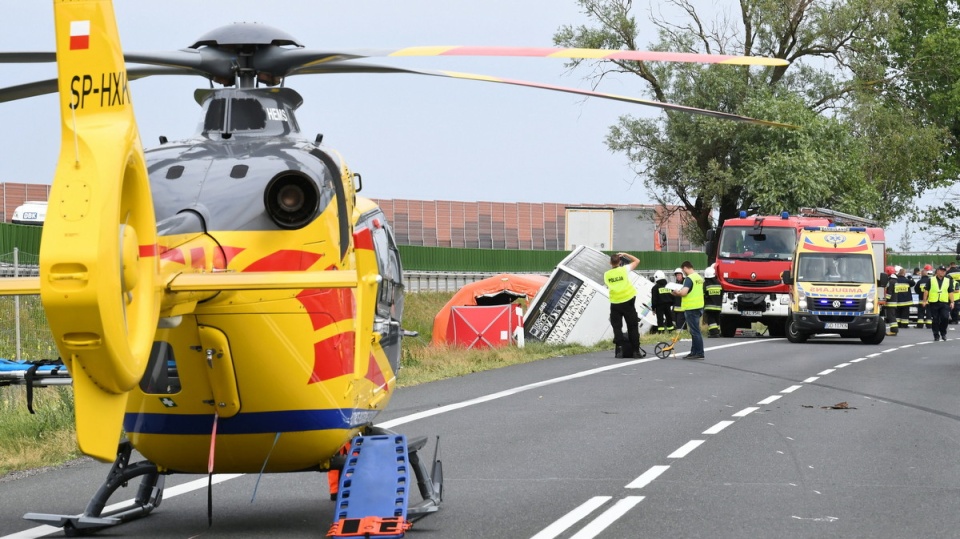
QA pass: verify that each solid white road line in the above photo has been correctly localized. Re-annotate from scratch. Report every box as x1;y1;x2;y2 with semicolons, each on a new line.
703;420;734;435
625;465;670;489
530;496;612;539
757;395;781;405
733;406;759;417
668;440;704;459
568;496;645;539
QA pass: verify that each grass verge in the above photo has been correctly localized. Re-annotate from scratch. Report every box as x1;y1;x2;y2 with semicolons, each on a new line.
0;291;686;474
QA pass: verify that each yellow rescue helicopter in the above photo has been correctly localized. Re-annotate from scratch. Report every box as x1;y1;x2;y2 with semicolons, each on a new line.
0;0;788;536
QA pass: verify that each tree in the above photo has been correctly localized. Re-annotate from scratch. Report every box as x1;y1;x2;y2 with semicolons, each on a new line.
554;0;948;236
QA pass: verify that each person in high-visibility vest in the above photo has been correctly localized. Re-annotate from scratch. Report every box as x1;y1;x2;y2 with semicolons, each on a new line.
672;267;685;331
703;265;722;337
947;261;960;324
604;252;641;358
921;265;955;342
671;261;705;359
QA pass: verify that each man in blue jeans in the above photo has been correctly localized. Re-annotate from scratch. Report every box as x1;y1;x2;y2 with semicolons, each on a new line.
671;260;705;359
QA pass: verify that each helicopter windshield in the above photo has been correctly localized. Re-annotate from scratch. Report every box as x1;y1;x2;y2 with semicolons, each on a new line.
197;92;301;138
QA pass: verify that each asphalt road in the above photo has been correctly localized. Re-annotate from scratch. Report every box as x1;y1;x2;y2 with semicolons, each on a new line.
1;325;958;538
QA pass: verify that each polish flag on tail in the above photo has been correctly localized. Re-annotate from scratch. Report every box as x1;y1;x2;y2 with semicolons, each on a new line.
70;20;90;50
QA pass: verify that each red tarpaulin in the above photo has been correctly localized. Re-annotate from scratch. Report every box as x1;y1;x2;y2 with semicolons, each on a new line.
449;305;517;349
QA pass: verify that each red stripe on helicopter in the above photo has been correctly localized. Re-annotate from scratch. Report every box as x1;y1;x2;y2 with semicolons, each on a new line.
353;228;374;250
366;354;387;389
309;332;355;383
297;288;355;331
139;244;158;257
159;246;185;264
190;247;206;269
218;246;245;266
243;250;324;272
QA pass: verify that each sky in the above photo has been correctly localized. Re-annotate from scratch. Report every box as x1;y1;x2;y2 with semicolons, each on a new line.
0;0;945;251
1;0;656;203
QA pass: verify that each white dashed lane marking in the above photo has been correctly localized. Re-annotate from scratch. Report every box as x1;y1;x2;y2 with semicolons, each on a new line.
625;465;670;489
758;395;782;405
668;440;705;458
703;420;735;434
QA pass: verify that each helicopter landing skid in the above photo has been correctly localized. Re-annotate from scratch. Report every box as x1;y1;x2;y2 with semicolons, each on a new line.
24;440;164;537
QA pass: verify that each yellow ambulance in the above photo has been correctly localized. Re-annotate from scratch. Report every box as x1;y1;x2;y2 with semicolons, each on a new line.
781;226;886;344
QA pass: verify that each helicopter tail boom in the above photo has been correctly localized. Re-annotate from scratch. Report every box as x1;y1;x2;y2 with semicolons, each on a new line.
41;0;161;461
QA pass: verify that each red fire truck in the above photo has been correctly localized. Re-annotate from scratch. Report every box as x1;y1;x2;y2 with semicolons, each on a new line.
704;208;884;337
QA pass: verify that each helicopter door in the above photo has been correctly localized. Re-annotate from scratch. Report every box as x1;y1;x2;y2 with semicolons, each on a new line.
197;325;241;418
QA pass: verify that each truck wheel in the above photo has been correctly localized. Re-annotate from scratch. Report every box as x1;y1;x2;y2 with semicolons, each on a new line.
860;321;886;344
719;316;738;338
786;318;808;343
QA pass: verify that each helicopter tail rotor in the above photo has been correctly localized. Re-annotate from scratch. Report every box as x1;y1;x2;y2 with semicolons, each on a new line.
41;0;160;461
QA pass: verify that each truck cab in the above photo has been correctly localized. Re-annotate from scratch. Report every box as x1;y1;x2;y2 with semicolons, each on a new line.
782;226;886;344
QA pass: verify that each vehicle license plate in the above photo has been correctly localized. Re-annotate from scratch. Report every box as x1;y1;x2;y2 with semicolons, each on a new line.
824;322;848;330
23;212;36;219
741;311;762;317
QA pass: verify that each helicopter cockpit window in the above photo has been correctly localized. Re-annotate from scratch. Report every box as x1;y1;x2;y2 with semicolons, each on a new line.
140;341;181;395
203;98;227;132
230;98;267;131
199;95;297;138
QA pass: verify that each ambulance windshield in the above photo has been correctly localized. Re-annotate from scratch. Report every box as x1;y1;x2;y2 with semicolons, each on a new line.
797;253;873;283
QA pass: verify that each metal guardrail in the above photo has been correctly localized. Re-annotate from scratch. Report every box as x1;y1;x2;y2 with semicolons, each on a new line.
0;263;39;277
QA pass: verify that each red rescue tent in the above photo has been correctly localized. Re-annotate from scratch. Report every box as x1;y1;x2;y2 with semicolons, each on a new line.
432;274;548;346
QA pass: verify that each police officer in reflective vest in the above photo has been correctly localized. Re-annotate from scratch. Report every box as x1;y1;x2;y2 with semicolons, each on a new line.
604;252;641;358
921;265;955;342
671;261;705;359
703;265;722;337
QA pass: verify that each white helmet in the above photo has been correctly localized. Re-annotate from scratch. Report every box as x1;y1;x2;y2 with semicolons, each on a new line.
894;265;902;274
654;270;666;281
703;266;716;279
674;267;683;274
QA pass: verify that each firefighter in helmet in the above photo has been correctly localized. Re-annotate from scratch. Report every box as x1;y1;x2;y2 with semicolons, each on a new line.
650;270;674;333
703;265;722;337
884;265;899;336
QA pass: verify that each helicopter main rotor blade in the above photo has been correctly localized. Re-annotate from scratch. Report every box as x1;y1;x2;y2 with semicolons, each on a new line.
258;45;787;79
0;52;57;63
0;66;203;103
291;62;796;128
